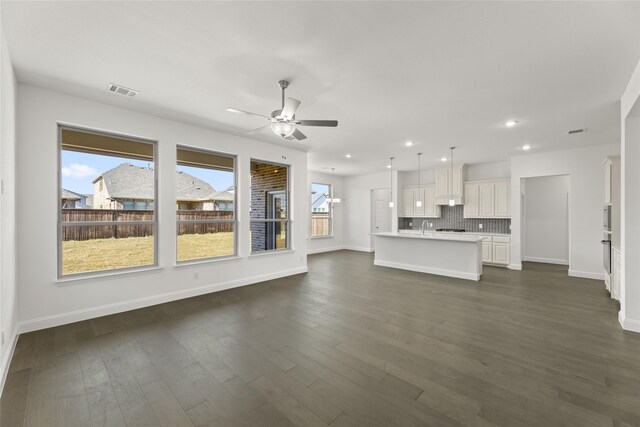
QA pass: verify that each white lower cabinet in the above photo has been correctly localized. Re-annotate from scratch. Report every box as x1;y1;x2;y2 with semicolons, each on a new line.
481;240;493;263
478;235;510;266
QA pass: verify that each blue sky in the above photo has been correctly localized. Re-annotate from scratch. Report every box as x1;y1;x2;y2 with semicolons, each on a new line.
61;150;234;195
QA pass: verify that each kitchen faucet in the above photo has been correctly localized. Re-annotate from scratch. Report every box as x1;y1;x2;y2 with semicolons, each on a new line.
421;220;429;235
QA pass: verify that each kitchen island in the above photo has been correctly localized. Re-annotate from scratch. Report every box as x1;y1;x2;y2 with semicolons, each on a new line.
373;232;483;281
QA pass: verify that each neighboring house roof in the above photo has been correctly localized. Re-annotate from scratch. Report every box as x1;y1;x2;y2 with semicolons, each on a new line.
94;163;231;202
61;188;82;201
312;192;328;210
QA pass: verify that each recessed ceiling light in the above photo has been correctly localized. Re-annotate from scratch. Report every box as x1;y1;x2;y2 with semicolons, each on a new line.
405;141;414;147
522;144;532;151
345;153;352;158
504;120;519;127
440;157;447;162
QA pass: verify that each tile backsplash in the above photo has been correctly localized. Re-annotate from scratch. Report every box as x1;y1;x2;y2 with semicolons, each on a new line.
398;205;511;234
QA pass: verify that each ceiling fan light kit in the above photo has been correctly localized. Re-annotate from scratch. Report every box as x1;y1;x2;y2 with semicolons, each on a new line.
227;80;338;141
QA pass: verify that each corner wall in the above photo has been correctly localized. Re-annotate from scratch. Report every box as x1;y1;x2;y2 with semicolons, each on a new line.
510;143;620;279
16;84;308;332
307;170;344;254
343;170;396;252
621;57;640;332
0;26;19;393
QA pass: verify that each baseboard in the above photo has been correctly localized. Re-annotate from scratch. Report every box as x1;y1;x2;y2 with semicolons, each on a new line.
0;327;19;399
508;263;522;270
307;246;345;255
343;246;374;253
568;269;605;280
374;259;480;281
524;256;569;265
18;266;308;334
619;312;640;333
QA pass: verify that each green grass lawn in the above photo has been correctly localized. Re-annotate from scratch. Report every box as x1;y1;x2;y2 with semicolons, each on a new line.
62;232;234;275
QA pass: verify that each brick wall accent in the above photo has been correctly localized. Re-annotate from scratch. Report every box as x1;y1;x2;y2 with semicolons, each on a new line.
250;161;288;251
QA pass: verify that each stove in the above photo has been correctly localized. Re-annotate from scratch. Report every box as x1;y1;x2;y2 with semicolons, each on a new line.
435;228;466;233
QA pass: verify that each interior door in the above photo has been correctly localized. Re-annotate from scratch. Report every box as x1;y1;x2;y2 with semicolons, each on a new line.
371;189;391;250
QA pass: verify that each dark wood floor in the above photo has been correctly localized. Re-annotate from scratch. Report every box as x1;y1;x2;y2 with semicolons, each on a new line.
2;251;640;427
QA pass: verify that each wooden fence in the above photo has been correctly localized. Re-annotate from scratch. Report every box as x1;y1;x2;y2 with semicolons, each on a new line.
311;213;331;237
62;209;233;241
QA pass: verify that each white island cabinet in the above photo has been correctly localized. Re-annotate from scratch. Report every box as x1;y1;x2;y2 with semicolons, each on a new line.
373;232;483;281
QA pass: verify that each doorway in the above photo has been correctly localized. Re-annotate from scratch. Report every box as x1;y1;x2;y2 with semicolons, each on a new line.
267;190;287;250
522;175;570;266
370;188;391;250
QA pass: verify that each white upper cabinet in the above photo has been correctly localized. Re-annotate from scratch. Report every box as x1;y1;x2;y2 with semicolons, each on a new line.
463;183;479;217
424;185;439;217
494;180;510;217
604;158;612;205
478;182;495;217
401;184;441;218
464;179;510;218
402;188;414;217
413;187;425;217
435;164;465;205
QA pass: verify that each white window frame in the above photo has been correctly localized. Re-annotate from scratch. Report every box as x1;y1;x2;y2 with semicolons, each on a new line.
176;145;238;263
311;181;333;238
57;124;158;279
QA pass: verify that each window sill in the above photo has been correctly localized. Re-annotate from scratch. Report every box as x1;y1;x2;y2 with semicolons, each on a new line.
311;236;334;240
175;256;241;268
249;249;295;258
56;266;164;286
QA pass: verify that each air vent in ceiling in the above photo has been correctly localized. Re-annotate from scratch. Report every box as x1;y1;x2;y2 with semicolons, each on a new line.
568;128;587;135
108;83;139;97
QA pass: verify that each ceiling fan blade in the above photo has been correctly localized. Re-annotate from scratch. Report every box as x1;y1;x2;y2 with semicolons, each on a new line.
290;128;307;141
246;124;271;134
297;120;338;127
281;97;301;119
226;108;269;119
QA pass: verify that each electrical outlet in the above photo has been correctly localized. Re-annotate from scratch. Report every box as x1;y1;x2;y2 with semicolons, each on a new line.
479;224;483;229
409;222;412;227
194;272;199;280
430;223;433;227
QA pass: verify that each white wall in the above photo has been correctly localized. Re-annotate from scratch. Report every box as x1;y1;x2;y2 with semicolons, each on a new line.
621;57;640;332
307;171;344;254
466;160;510;181
0;25;18;393
523;175;570;264
16;84;308;332
343;170;396;251
510;143;620;279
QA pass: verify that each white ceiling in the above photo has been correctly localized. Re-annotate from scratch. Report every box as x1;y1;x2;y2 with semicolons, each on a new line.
2;1;639;175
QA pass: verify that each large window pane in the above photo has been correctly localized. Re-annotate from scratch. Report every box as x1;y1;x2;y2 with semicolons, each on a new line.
250;160;290;252
311;182;332;237
176;147;236;262
60;127;156;277
62;225;154;275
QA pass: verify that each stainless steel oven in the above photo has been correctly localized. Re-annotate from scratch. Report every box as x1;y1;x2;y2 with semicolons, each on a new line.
604;205;612;231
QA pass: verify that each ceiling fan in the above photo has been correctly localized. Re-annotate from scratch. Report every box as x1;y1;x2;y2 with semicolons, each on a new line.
226;80;338;141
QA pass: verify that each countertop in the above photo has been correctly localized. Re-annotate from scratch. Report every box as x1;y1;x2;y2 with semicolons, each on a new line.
398;230;510;237
374;232;484;242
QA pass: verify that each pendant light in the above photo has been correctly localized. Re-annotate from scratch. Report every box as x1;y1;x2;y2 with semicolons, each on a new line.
326;168;341;204
416;153;423;208
389;157;395;208
448;146;456;206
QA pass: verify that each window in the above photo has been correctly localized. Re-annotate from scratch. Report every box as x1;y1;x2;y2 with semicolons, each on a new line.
176;147;236;262
311;182;332;237
59;126;156;277
250;160;290;253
